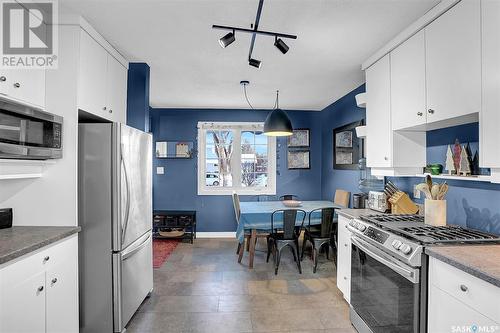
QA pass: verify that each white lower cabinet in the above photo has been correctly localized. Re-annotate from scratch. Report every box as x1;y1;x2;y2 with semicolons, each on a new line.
0;235;78;333
336;215;352;303
428;257;500;332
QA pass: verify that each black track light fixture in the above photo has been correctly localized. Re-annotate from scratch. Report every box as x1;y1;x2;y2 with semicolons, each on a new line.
248;58;262;69
274;37;289;54
219;30;235;48
212;0;297;66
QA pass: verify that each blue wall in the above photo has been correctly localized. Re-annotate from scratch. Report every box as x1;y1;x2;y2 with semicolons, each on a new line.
320;85;366;203
150;108;322;232
127;63;150;132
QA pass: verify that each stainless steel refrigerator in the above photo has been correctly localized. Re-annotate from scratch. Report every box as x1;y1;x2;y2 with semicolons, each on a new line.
78;123;153;333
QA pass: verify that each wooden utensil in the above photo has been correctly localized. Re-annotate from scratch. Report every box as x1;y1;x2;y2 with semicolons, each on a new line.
426;175;433;195
431;184;440;200
416;183;432;200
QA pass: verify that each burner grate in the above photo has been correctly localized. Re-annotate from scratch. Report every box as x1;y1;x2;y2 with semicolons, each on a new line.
400;225;500;243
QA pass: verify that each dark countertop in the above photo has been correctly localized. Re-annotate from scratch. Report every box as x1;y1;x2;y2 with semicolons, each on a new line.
337;208;376;220
426;245;500;288
0;226;81;265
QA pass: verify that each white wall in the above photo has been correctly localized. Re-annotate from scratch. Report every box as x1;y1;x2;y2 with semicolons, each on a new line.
0;26;80;226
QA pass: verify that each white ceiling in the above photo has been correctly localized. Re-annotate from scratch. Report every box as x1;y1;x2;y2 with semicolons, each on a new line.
59;0;439;111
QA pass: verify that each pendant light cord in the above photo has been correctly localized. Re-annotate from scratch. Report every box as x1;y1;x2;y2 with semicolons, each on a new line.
243;83;254;109
274;90;279;109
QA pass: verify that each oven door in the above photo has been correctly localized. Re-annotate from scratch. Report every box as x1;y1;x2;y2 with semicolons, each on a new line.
350;235;421;333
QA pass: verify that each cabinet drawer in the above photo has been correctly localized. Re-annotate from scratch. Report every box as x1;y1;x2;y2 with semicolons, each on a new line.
429;257;500;322
0;235;77;281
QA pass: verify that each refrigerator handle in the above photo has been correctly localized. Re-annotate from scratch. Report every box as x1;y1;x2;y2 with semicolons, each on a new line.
121;146;131;243
122;233;152;260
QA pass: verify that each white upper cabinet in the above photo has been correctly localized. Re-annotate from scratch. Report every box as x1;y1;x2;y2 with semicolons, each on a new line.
0;68;45;109
78;29;108;118
391;30;426;130
106;53;128;123
366;54;392;168
425;0;481;124
480;0;500;169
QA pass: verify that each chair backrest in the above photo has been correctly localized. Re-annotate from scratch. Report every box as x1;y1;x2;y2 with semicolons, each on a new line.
334;189;350;208
309;207;337;238
279;194;299;201
232;192;240;223
271;209;306;240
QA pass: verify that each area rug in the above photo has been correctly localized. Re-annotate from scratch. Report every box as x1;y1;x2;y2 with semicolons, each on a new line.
153;239;179;268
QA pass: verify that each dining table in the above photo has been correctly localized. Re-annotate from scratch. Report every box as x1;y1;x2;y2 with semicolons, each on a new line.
237;200;343;268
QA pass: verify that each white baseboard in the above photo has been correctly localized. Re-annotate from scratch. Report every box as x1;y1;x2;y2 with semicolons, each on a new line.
196;232;236;238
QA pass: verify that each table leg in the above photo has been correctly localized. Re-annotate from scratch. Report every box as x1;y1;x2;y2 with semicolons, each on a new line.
248;229;257;269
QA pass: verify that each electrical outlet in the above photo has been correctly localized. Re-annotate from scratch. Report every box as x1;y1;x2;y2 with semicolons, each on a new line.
413;184;421;199
156;166;164;175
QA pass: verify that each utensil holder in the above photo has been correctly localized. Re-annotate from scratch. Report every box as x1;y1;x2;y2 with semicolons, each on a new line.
424;199;446;226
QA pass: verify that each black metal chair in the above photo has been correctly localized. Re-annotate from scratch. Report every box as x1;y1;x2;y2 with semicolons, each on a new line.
300;207;338;273
279;194;300;201
266;209;306;275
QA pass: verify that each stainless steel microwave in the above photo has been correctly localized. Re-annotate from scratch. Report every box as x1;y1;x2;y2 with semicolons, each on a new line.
0;100;62;159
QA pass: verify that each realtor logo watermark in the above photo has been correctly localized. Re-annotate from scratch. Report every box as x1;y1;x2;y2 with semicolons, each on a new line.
0;0;58;68
452;325;500;333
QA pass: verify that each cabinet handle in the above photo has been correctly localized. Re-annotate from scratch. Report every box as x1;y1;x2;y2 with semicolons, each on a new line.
0;76;6;82
428;109;435;114
384;156;388;161
51;278;58;284
460;284;468;292
344;243;348;247
103;106;107;111
417;112;423;116
109;109;113;114
343;276;347;280
43;256;50;262
37;286;44;292
13;82;20;88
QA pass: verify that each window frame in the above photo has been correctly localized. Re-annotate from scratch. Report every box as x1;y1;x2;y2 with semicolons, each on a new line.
197;121;277;196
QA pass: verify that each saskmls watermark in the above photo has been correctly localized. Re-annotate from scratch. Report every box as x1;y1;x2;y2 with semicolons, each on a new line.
0;0;58;69
452;325;500;333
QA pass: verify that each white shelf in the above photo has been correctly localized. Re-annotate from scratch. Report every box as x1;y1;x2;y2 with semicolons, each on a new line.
0;159;54;180
415;173;492;182
0;173;43;180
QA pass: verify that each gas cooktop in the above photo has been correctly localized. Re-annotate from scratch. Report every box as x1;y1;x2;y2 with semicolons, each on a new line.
359;214;500;245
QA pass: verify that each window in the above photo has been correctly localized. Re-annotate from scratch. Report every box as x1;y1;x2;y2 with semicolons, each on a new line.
197;122;276;195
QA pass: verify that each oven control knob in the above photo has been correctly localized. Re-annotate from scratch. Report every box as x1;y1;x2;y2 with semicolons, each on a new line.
400;244;412;254
357;224;366;232
392;240;402;249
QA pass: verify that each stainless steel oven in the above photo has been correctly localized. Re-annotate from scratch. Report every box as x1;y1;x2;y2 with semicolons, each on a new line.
0;100;62;159
350;235;425;333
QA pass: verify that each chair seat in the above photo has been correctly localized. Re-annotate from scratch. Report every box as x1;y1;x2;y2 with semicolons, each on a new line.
270;233;297;241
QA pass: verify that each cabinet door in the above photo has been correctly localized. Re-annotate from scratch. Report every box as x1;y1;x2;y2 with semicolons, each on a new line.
336;217;351;303
428;285;499;332
391;30;426;130
366;54;392;167
46;238;79;333
0;270;46;333
480;0;500;168
106;54;128;123
78;29;108;118
425;0;481;123
8;69;46;108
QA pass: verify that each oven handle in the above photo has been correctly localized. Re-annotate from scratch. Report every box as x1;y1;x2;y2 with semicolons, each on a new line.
351;236;419;283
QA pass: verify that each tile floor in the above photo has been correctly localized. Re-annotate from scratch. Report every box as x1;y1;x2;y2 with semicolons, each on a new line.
127;238;356;333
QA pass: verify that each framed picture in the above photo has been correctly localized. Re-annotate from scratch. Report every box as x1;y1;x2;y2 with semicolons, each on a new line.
288;150;310;169
333;120;363;170
288;129;310;148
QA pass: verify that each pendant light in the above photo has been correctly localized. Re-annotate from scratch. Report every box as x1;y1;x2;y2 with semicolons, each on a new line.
264;90;293;136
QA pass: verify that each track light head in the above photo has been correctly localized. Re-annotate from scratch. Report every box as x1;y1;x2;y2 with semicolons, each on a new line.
219;31;235;48
249;58;261;68
274;37;289;54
